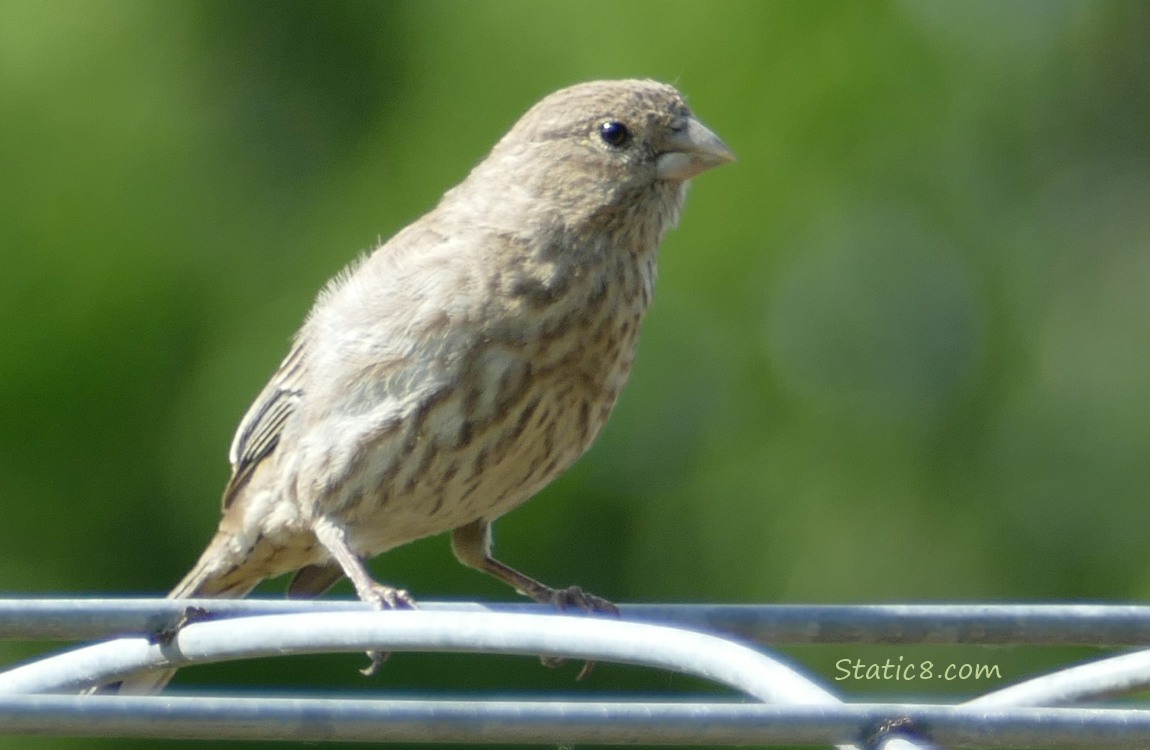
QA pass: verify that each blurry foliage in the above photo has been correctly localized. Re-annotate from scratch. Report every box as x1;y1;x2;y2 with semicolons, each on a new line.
2;1;1149;748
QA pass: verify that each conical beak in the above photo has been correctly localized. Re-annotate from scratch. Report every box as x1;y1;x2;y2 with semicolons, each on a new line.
655;116;735;181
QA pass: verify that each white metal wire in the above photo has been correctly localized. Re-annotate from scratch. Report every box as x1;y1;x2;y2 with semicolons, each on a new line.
0;611;838;703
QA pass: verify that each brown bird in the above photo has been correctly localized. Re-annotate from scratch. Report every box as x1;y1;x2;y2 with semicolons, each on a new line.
117;79;732;692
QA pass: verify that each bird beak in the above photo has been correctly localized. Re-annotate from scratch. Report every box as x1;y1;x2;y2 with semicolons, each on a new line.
655;116;735;181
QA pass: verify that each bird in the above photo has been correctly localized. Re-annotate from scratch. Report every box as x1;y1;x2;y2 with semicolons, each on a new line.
113;79;732;693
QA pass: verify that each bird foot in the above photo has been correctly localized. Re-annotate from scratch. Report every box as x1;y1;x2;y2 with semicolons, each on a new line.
535;585;618;679
365;582;417;610
358;583;416;676
544;585;619;616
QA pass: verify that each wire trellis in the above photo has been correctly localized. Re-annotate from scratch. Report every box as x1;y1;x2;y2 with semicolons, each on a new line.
2;600;1150;747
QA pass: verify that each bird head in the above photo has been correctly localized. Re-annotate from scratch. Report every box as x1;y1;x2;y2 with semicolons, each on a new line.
454;79;733;238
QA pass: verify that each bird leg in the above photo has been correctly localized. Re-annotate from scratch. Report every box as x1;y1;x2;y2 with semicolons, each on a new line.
452;520;617;678
313;517;415;675
479;556;619;615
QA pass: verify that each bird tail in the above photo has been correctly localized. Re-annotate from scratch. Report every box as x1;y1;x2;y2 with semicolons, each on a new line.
106;530;264;695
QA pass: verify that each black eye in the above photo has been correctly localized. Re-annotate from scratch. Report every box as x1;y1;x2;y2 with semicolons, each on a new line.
598;120;631;148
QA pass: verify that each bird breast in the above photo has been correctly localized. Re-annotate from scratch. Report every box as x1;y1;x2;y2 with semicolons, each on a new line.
305;230;657;557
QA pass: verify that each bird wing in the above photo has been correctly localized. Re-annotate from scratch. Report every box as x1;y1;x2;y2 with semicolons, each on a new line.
217;222;479;512
221;340;307;509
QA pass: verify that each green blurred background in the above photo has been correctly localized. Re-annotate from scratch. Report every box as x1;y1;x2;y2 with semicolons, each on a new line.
2;0;1149;748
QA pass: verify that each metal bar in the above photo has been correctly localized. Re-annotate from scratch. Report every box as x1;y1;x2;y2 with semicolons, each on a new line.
4;600;1150;645
0;695;1148;747
627;603;1150;647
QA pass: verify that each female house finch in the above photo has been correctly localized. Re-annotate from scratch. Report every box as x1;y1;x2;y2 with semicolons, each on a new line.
119;79;731;692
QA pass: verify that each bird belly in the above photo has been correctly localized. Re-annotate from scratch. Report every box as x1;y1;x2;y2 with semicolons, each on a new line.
327;296;646;559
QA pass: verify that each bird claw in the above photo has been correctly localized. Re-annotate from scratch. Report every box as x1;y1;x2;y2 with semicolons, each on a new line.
360;649;391;676
547;586;619;616
366;583;417;610
537;585;618;677
359;583;416;675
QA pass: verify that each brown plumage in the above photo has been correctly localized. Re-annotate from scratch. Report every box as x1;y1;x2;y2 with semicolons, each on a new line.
118;79;732;693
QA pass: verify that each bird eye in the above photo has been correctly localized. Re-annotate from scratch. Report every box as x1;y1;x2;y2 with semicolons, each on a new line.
598;120;631;148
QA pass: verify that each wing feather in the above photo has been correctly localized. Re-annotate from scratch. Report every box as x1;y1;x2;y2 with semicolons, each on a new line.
222;341;307;509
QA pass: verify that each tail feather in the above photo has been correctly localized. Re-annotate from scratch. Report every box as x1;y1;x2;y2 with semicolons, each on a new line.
101;532;264;695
